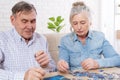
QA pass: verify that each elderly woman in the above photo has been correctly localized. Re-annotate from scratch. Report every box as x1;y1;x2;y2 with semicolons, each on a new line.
57;1;120;72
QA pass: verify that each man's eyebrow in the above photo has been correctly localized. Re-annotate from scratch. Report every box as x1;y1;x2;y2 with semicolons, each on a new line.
22;19;28;21
21;19;28;22
31;19;36;21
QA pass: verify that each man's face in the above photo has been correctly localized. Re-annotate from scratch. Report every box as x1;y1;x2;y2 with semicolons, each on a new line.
71;11;91;38
11;10;36;40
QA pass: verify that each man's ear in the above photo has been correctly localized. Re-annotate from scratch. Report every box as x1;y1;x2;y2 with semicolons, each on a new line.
90;22;92;26
10;15;15;25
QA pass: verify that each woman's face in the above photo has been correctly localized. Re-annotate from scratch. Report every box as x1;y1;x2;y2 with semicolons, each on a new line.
71;11;91;38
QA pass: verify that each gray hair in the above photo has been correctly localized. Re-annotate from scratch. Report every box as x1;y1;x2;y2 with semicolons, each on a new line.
11;1;37;15
69;1;91;24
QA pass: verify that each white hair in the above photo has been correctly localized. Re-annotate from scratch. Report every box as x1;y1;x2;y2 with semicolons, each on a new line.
69;1;91;24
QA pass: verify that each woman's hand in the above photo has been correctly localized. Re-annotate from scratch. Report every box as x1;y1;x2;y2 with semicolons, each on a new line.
81;58;99;70
57;60;69;73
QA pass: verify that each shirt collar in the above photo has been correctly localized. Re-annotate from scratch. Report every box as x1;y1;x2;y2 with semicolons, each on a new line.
88;31;93;39
73;30;93;42
12;28;22;42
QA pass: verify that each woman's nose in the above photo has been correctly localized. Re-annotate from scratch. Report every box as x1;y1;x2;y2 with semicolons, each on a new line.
78;25;82;30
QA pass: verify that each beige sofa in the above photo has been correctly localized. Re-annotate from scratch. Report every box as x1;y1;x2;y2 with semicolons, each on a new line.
44;33;65;64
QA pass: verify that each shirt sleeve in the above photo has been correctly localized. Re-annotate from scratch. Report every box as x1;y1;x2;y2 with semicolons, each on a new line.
13;72;25;80
0;33;25;80
58;37;69;63
43;35;56;72
0;69;25;80
96;37;120;68
0;42;4;65
96;56;120;68
46;45;56;72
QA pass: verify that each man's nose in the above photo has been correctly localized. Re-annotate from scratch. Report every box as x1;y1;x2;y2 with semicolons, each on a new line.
27;22;33;29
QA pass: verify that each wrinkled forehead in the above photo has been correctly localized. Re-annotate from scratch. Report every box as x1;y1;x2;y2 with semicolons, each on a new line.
15;9;36;16
14;10;37;17
14;10;37;21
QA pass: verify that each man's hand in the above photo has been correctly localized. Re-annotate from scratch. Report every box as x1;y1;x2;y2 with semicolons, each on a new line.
57;60;69;73
81;58;99;70
35;51;50;68
24;67;45;80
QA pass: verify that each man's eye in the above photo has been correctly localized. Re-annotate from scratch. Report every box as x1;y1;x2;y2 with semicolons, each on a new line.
31;20;36;23
22;20;27;23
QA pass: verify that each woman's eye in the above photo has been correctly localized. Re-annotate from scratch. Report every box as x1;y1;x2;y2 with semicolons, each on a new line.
80;21;86;24
73;22;78;25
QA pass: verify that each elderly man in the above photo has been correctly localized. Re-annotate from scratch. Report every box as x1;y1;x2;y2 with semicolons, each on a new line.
0;1;56;80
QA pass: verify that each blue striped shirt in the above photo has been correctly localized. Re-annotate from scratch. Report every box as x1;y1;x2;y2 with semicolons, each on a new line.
0;28;56;80
59;31;120;70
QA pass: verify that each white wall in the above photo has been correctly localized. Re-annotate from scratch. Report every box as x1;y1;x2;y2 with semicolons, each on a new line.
100;0;115;46
0;0;100;34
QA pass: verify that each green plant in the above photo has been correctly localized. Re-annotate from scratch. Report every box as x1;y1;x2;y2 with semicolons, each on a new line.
47;16;65;32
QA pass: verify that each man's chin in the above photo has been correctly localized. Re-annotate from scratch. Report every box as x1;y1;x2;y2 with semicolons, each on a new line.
24;35;33;40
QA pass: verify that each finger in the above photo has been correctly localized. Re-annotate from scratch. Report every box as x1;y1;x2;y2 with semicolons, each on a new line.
27;68;44;80
81;62;90;70
83;64;91;70
81;61;89;67
33;68;46;76
58;63;64;71
57;60;69;72
32;71;43;79
63;61;69;70
36;53;47;61
63;61;69;69
83;62;94;70
38;68;46;76
59;65;67;72
37;55;49;63
36;54;49;66
60;61;68;69
60;60;68;67
59;62;68;72
85;65;92;70
40;59;49;66
35;51;44;57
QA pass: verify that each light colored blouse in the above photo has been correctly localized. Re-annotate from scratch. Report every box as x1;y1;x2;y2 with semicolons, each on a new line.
59;31;120;70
